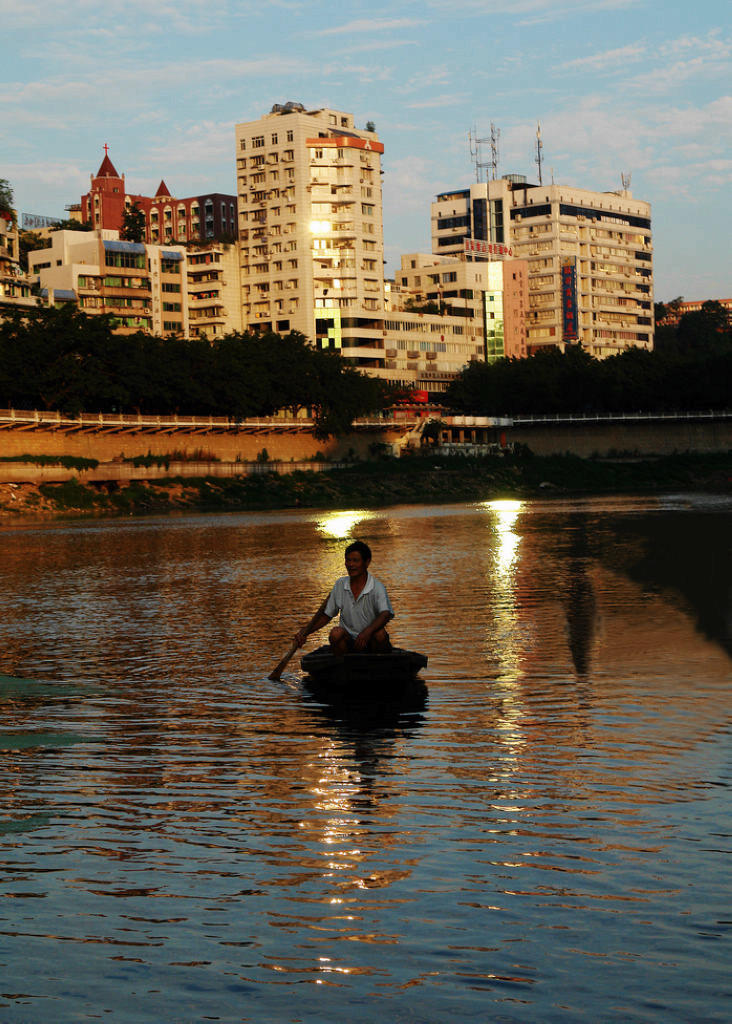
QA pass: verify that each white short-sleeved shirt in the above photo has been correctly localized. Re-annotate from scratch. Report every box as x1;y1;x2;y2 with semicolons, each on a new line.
324;572;394;639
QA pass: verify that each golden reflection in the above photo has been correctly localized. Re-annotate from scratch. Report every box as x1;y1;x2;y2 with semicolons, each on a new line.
481;499;525;683
316;510;369;540
483;499;523;579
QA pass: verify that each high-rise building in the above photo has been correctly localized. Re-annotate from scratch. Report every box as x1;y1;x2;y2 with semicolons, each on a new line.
80;150;237;245
432;177;653;358
235;102;385;368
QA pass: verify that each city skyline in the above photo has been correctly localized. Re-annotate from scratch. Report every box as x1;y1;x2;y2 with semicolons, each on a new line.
4;0;730;302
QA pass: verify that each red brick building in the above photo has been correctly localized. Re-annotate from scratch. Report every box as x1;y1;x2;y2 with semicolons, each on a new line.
80;149;237;245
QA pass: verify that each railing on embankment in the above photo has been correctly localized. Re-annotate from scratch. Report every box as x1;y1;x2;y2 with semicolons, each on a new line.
0;407;408;470
440;410;732;458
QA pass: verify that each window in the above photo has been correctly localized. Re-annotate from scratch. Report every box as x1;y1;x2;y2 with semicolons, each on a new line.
271;133;278;145
286;130;293;142
105;251;145;269
362;204;374;216
240;140;246;150
252;135;265;148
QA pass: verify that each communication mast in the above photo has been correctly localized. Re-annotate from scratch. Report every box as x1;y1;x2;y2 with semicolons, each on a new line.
468;127;491;183
535;122;544;185
489;122;500;180
621;171;632;191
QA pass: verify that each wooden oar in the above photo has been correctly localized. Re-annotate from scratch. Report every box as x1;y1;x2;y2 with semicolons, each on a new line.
268;642;299;682
269;598;328;681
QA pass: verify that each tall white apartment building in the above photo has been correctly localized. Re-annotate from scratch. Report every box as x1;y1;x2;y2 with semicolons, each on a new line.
235;102;385;368
432;177;653;358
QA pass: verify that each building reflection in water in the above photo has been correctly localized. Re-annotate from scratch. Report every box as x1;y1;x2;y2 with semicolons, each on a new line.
563;515;598;681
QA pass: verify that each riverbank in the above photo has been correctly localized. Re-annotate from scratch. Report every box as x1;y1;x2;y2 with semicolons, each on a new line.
0;451;729;521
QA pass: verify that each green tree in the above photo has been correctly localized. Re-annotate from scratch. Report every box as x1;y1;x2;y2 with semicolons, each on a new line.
120;202;146;243
678;300;731;350
0;179;14;220
18;230;51;273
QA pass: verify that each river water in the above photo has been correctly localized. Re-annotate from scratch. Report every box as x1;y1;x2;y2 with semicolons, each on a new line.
0;496;729;1023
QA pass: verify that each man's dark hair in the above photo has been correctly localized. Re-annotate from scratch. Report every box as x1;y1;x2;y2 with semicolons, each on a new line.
345;540;372;561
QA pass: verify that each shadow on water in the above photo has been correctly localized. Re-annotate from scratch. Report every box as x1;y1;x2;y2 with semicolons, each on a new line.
562;515;599;681
594;502;732;658
300;676;428;785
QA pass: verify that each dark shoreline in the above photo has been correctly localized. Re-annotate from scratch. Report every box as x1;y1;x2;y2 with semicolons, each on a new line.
1;451;729;522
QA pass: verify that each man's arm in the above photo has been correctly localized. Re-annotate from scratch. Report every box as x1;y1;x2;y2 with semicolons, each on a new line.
294;600;332;648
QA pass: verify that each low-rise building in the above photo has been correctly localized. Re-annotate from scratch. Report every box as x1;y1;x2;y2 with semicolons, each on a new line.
80;150;237;245
656;298;732;326
382;252;529;394
28;229;188;336
0;212;36;311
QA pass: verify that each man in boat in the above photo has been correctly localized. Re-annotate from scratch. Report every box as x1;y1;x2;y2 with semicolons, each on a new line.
294;541;393;654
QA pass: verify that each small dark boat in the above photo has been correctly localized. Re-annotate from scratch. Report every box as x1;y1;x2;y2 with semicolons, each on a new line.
301;645;427;695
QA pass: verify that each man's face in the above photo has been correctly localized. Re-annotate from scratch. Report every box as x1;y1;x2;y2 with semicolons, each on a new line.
345;551;369;578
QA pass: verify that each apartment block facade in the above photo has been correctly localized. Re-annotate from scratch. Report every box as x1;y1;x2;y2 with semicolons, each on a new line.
432;177;653;358
28;230;188;337
0;212;34;309
235;102;385;369
187;244;243;339
385;253;529;391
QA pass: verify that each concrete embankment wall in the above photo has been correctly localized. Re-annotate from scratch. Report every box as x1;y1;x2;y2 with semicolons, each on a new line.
505;418;732;457
0;416;728;484
0;425;390;464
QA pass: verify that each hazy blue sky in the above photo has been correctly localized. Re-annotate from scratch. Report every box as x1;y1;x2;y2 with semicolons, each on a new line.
4;0;730;300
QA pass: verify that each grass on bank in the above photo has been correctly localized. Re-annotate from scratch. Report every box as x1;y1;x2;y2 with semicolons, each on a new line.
0;454;99;470
24;451;732;518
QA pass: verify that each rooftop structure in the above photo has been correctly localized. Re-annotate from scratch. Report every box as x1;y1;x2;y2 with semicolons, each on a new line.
80;150;237;245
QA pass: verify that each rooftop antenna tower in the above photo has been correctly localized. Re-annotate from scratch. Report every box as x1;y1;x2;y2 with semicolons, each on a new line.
489;122;500;180
535;122;544;185
468;127;491;183
621;171;632;191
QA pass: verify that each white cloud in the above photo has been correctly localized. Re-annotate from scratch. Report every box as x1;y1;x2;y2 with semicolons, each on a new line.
405;95;468;110
313;17;425;37
562;43;646;72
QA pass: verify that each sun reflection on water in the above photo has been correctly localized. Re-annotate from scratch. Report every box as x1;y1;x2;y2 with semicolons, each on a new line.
316;510;369;540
